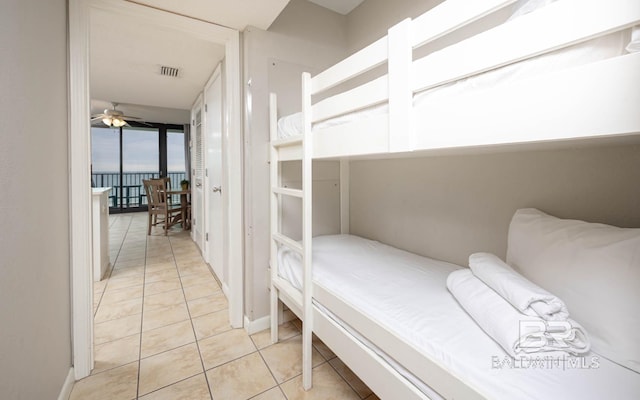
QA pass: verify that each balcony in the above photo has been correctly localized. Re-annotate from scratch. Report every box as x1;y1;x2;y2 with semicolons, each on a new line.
92;171;187;210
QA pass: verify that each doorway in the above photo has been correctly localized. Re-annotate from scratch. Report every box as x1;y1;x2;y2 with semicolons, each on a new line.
69;0;244;380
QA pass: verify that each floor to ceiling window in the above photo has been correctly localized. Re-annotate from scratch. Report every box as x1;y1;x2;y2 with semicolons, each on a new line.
91;123;186;213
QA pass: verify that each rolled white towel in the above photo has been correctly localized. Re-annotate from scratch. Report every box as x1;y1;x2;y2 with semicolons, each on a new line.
447;269;590;358
469;252;569;321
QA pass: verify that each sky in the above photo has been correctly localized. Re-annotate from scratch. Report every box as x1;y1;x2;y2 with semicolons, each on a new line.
91;127;186;172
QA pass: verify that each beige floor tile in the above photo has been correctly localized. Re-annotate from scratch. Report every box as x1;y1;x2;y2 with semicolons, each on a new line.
176;261;209;272
138;343;204;396
117;251;146;260
94;313;142;345
260;335;325;384
176;257;207;267
279;363;361;400
139;374;212;400
187;292;228;317
113;258;146;269
328;358;372;398
94;280;108;294
183;282;221;301
142;302;190;332
172;252;201;263
70;362;138;400
146;254;175;265
141;319;196;358
145;267;180;283
144;288;186;311
178;263;211;277
144;278;182;296
113;259;144;268
206;352;276;400
192;309;232;340
100;285;143;305
95;297;143;323
106;275;145;291
108;266;144;280
251;322;300;350
198;329;257;370
250;387;287;400
93;334;140;374
145;261;176;273
180;272;217;288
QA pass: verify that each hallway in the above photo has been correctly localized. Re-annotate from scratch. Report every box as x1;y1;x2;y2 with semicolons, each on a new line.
70;213;378;399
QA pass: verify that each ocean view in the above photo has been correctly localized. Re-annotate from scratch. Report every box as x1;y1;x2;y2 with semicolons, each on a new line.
92;171;187;208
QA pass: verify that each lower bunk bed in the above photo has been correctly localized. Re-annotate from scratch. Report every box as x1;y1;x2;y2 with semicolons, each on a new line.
270;212;640;399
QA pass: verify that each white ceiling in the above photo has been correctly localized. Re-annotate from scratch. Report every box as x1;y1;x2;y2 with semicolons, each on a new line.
128;0;292;31
90;0;363;124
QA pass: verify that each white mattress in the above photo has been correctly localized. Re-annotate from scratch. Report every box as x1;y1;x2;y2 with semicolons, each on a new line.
277;30;631;139
277;234;640;400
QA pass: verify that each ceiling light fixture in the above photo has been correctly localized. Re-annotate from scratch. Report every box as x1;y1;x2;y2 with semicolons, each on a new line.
102;116;126;127
91;103;144;127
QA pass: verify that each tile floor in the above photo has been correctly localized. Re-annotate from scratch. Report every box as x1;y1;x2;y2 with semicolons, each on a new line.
70;212;380;400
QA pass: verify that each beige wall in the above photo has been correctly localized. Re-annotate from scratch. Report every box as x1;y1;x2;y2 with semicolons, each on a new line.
346;0;443;53
243;0;348;322
0;0;72;398
350;144;640;266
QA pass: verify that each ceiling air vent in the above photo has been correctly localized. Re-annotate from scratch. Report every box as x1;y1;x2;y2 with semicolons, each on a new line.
160;65;180;78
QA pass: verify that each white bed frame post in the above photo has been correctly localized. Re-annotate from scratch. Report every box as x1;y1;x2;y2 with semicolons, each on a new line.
269;93;280;344
340;159;350;234
388;18;413;152
301;71;314;390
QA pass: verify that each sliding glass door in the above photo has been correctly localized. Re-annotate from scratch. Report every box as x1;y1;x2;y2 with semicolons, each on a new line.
91;124;186;213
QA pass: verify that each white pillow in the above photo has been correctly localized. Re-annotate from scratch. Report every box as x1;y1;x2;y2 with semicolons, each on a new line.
507;0;557;22
506;208;640;373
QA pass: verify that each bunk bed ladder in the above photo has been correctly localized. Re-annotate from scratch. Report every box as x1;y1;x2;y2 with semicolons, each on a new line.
269;72;314;390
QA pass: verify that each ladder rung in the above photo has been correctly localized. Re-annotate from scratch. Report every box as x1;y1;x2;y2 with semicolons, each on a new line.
272;187;303;198
273;233;303;254
272;135;303;148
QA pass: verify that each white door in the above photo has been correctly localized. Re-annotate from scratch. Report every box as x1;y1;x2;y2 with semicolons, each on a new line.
191;98;205;250
205;69;224;285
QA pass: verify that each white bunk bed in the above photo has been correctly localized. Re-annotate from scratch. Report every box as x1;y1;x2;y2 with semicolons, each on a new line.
269;0;640;398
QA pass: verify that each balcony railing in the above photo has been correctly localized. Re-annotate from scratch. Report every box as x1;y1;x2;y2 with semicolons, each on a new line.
92;171;187;209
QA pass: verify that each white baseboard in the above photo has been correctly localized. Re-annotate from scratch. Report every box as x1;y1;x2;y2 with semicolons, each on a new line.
244;315;270;335
58;368;75;400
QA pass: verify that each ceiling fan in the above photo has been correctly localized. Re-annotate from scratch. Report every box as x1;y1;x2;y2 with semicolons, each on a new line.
91;102;144;127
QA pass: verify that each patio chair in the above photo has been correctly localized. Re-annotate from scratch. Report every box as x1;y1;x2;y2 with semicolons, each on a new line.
142;179;183;235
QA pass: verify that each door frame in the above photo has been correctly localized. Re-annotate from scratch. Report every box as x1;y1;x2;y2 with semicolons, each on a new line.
69;0;244;380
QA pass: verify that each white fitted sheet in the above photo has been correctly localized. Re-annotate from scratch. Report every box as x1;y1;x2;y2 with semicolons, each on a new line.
277;31;630;139
277;234;640;400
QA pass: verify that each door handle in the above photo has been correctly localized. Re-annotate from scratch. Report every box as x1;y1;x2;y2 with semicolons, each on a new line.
212;186;222;194
195;182;202;188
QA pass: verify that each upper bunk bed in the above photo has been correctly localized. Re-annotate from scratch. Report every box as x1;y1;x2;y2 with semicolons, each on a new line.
270;0;640;161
